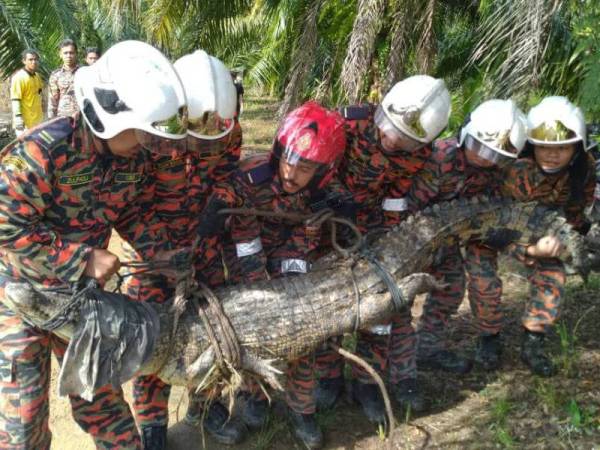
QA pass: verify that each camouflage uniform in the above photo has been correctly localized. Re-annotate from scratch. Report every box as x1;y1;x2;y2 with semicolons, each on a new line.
0;117;156;449
47;66;80;119
315;104;432;386
208;153;323;415
470;155;596;334
122;121;242;429
405;138;503;357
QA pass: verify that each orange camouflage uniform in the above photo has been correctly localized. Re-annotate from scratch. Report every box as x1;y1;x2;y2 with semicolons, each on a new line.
207;153;324;414
315;104;433;386
122;121;242;428
405;138;504;357
0;117;157;449
472;154;596;334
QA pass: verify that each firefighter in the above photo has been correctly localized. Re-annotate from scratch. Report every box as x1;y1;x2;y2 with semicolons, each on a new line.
475;96;595;376
196;101;346;449
408;99;527;379
315;75;451;420
0;40;187;450
121;50;245;448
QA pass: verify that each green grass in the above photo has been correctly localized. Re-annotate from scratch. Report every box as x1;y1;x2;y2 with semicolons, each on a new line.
239;90;279;155
252;412;287;450
489;395;515;449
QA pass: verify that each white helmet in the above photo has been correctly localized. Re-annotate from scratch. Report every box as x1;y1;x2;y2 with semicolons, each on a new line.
376;75;451;151
459;99;527;166
174;50;237;140
74;40;187;140
527;96;586;148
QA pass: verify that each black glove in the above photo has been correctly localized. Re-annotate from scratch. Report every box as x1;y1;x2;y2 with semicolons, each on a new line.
198;196;229;238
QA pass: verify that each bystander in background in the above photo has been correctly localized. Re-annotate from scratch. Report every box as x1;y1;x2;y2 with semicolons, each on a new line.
85;47;101;65
10;49;44;137
48;39;80;118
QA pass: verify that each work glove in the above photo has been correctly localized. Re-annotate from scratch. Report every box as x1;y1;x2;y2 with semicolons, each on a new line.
198;196;229;238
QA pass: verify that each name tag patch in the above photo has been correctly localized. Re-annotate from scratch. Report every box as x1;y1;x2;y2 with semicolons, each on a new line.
115;172;142;183
156;158;185;171
59;172;93;185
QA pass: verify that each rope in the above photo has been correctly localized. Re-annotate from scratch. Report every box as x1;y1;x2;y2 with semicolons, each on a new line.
40;278;99;331
192;282;242;371
217;207;363;256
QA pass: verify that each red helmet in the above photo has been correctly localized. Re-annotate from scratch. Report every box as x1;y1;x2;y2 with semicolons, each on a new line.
272;101;346;189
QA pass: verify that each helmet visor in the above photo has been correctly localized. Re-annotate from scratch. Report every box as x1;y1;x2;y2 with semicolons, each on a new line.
276;140;322;170
135;131;187;155
374;106;427;152
463;134;517;167
529;120;579;144
150;106;188;138
188;111;234;140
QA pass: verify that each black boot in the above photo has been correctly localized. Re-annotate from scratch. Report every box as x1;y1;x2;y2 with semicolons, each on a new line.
475;333;502;371
521;330;556;377
288;409;323;449
393;378;427;413
351;380;386;424
203;402;248;445
418;349;472;374
240;396;269;430
141;425;167;450
315;376;344;411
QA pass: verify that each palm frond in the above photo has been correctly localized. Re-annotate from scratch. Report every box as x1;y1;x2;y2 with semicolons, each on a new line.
339;0;387;103
277;0;323;118
468;0;561;99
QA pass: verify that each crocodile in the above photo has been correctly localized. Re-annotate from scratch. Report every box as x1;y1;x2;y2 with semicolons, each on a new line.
2;197;587;399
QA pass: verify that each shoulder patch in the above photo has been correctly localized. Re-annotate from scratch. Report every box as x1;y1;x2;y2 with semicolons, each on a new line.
3;155;28;172
22;117;75;152
245;163;273;185
339;105;372;121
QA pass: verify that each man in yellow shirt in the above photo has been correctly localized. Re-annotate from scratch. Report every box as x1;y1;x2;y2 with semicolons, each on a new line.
10;49;44;136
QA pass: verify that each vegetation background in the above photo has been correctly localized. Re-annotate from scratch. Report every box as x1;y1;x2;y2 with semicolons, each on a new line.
1;0;599;128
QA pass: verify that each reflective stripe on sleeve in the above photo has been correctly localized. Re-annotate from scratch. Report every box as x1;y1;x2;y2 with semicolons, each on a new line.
382;197;408;212
368;324;392;335
236;237;263;257
281;258;308;274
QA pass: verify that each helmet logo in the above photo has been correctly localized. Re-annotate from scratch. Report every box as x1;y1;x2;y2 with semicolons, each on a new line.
477;130;510;151
294;132;313;152
387;104;426;138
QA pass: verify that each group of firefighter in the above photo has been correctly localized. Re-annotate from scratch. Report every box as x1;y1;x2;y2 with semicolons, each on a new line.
0;40;596;450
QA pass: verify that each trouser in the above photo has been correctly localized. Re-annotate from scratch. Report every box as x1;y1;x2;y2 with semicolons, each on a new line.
468;243;564;334
352;330;390;384
388;309;417;384
123;273;172;429
417;241;466;356
465;243;503;335
314;337;344;381
0;302;140;449
124;244;227;428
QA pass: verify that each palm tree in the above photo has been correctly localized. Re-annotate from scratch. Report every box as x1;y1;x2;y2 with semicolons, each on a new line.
0;0;78;77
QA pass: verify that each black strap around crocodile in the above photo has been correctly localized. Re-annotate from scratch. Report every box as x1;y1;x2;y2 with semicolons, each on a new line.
359;245;407;311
